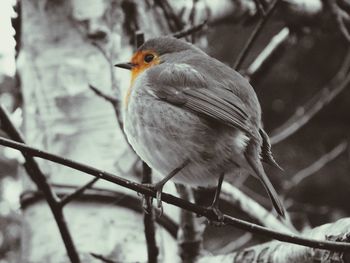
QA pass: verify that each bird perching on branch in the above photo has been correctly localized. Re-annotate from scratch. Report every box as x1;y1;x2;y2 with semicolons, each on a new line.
115;37;285;219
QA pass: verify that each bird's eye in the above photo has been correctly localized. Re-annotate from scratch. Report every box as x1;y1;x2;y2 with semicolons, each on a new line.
144;54;154;63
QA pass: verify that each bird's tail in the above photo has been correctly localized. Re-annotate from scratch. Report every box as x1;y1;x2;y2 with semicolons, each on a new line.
245;144;286;218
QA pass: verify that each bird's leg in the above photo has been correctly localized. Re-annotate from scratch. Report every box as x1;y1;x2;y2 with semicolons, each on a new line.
144;159;190;216
208;172;225;223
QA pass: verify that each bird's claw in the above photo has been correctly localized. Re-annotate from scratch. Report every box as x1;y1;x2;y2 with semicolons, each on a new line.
155;190;164;217
141;195;152;214
141;183;164;217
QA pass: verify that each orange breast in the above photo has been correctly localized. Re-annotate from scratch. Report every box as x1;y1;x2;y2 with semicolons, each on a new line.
123;50;160;108
124;68;142;107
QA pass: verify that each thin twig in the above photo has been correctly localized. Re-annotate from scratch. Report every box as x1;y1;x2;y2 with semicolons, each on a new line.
89;84;119;105
0;105;80;263
221;182;296;233
60;177;100;207
283;141;348;196
155;0;184;32
88;35;124;133
135;31;145;48
270;49;350;144
142;162;159;263
245;27;290;81
172;20;208;39
339;0;350;14
327;0;350;42
233;0;281;70
88;84;128;144
1;137;350;252
176;185;204;262
253;0;267;16
90;253;116;263
198;218;350;262
189;0;198;43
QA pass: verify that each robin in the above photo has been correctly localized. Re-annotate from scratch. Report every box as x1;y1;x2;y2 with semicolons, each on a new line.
115;36;285;218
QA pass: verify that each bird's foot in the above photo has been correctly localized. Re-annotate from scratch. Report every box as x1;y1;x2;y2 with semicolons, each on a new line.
141;183;164;217
141;194;152;214
207;204;225;227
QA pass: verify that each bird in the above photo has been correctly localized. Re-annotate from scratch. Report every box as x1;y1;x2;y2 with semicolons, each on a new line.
115;36;286;219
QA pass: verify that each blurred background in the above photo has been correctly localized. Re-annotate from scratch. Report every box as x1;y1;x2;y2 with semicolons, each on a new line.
0;0;349;262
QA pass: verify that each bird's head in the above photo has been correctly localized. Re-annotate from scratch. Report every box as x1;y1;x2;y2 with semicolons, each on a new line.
115;37;205;107
114;37;203;81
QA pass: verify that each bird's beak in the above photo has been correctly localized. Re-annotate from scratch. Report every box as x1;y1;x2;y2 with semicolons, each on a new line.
114;62;136;70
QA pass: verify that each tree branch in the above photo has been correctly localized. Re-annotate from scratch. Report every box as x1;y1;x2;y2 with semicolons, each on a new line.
253;0;267;17
283;141;348;196
233;0;281;70
221;182;296;234
60;176;100;207
0;105;81;263
172;20;208;39
90;253;116;263
1;136;350;251
142;162;159;263
155;0;184;32
270;48;350;144
245;27;290;81
135;30;145;48
198;218;350;262
89;84;119;105
88;84;135;155
88;84;123;129
327;0;350;42
176;185;204;262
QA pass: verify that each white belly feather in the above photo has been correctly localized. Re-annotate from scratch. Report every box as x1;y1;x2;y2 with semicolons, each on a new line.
123;75;249;188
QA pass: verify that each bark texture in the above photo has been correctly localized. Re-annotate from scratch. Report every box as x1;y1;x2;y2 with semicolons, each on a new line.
198;218;350;263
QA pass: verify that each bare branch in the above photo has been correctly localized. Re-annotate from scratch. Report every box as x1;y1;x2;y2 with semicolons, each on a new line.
135;30;145;48
188;0;199;43
89;84;119;106
221;182;296;234
90;253;116;263
0;105;80;263
253;0;267;16
60;177;100;207
233;0;281;70
172;20;208;39
155;0;184;32
168;0;323;28
245;27;290;81
283;141;348;195
142;162;159;263
88;84;129;148
327;0;350;42
176;185;204;262
198;218;350;263
270;49;350;144
1;136;350;251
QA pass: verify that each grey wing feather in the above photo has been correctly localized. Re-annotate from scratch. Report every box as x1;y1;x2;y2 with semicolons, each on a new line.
259;128;283;171
155;85;187;105
148;63;253;136
183;88;251;134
